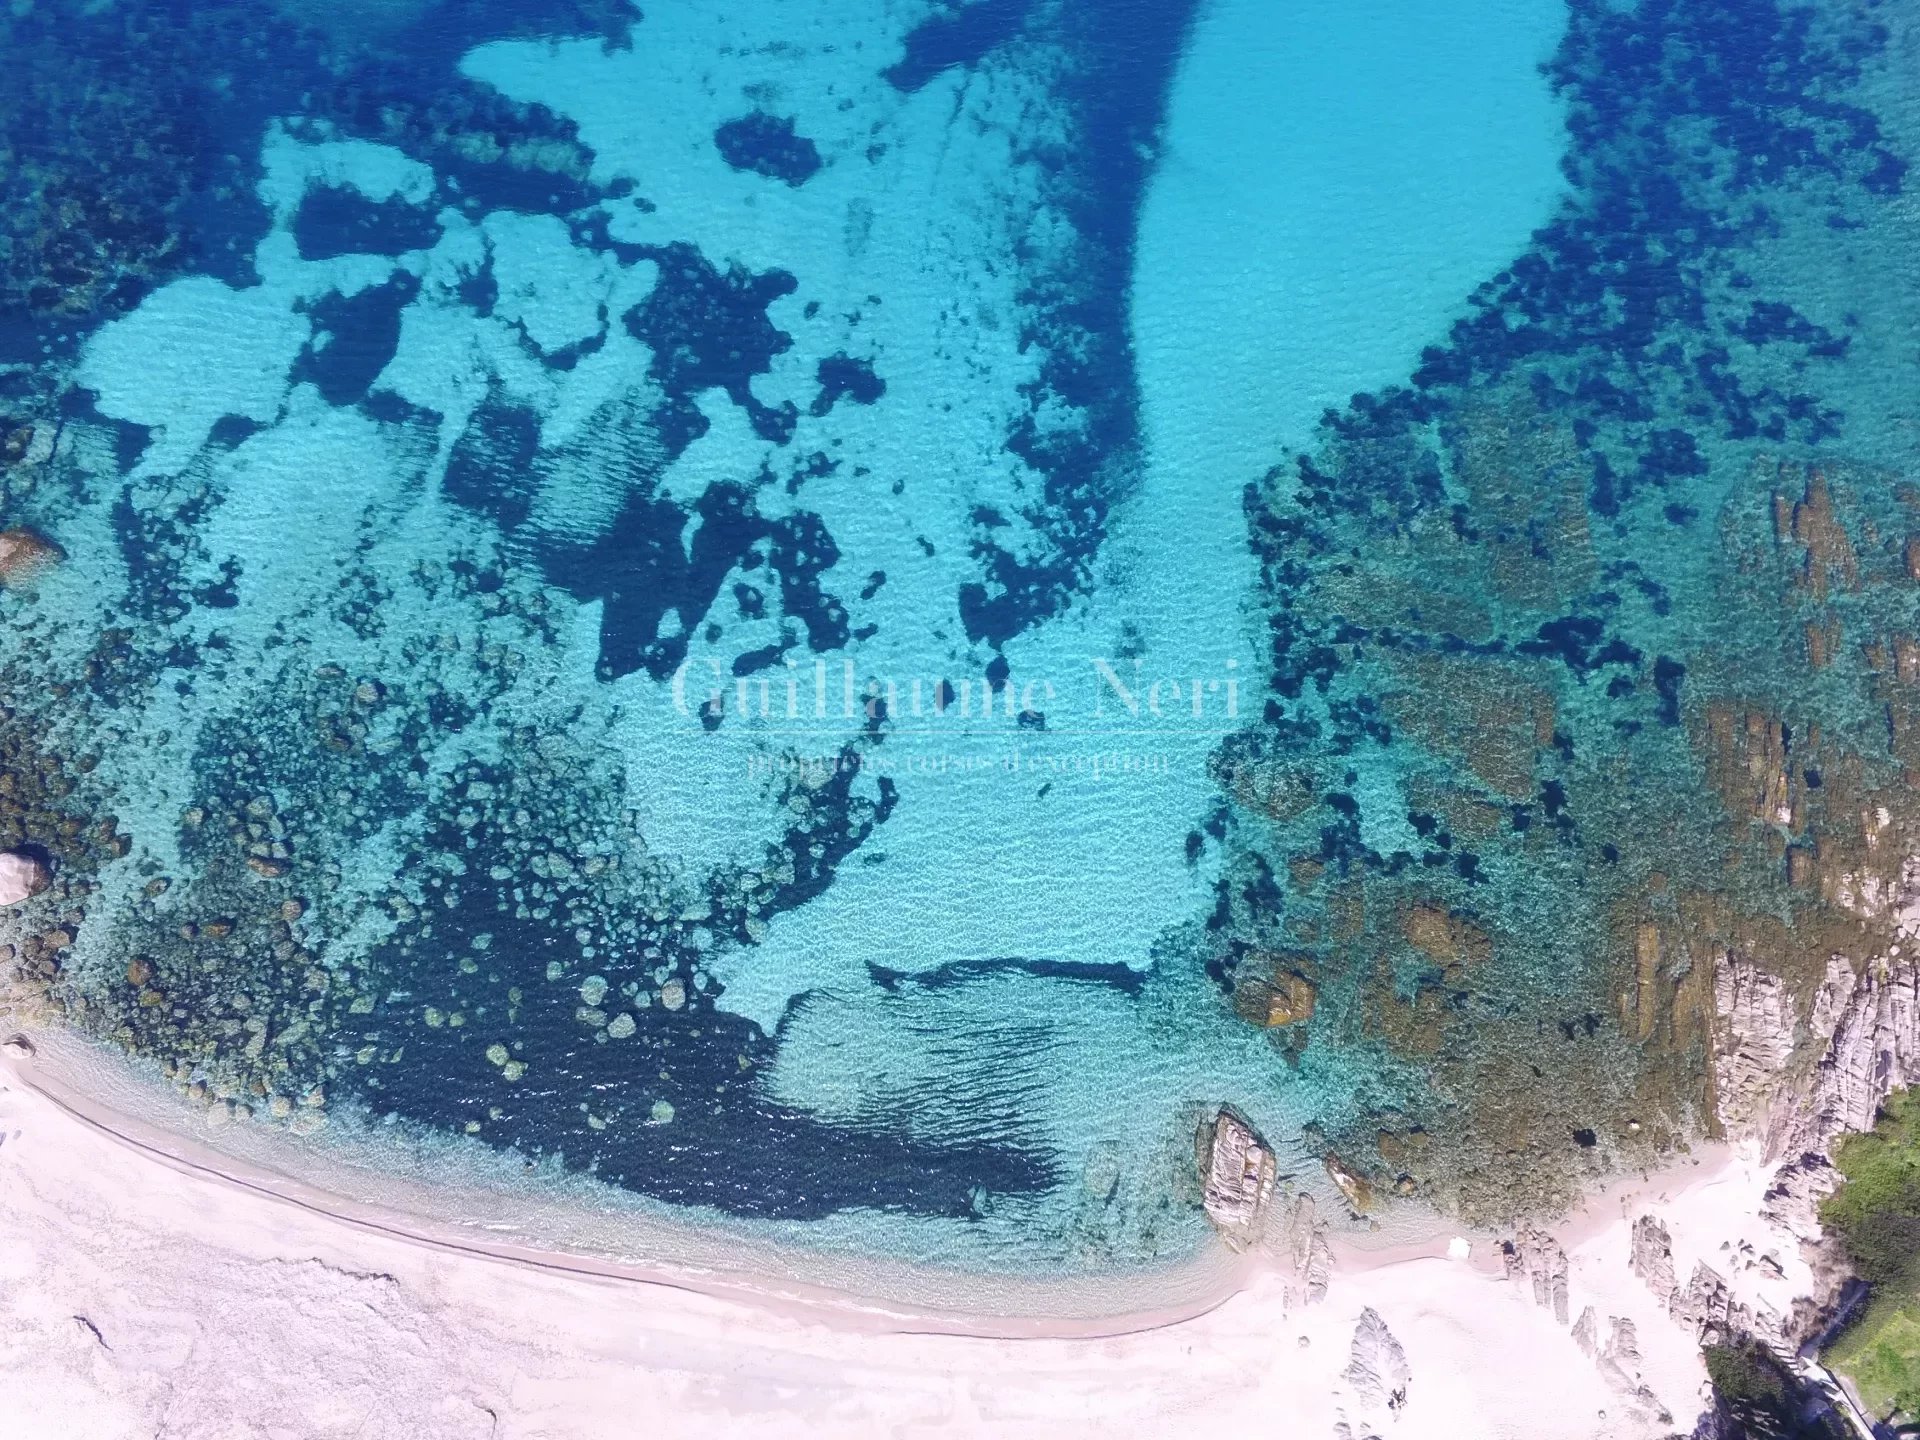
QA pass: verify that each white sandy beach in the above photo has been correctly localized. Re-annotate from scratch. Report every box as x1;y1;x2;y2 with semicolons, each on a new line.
0;1031;1792;1440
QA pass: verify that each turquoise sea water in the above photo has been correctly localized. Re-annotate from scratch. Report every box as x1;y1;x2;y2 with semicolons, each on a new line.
1;0;1916;1276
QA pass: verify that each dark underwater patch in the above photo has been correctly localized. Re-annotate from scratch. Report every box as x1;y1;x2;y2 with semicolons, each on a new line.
551;476;853;684
329;744;1055;1222
810;354;885;415
884;0;1036;92
945;0;1205;648
292;273;420;407
620;241;799;447
714;112;823;185
293;185;443;261
444;400;542;532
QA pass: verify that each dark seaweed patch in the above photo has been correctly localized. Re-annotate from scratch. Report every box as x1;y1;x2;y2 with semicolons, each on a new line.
206;414;262;448
553;474;851;684
769;511;851;653
292;185;442;261
620;241;799;446
945;0;1204;648
884;0;1036;92
443;400;541;532
810;354;885;416
292;272;419;407
714;112;822;186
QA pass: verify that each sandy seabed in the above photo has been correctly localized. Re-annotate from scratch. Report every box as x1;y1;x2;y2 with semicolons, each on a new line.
0;1027;1817;1440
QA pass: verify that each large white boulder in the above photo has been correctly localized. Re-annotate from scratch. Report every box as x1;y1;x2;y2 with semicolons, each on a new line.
0;850;50;905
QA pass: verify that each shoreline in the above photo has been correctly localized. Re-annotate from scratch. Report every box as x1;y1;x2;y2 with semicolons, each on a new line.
0;1018;1805;1438
0;1021;1261;1341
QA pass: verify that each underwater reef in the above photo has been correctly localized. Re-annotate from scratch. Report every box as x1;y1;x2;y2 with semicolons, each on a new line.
1207;0;1920;1220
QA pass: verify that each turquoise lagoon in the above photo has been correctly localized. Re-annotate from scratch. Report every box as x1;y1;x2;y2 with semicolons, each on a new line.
1;0;1914;1285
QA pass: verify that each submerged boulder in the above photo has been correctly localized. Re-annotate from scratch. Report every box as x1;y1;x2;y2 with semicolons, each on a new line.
1324;1152;1376;1214
1232;951;1318;1028
1197;1105;1277;1245
0;849;50;906
0;528;62;587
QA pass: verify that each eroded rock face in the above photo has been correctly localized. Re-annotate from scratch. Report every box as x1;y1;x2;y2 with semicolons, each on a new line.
1712;955;1798;1144
1504;1227;1570;1325
1276;1190;1333;1306
1796;954;1920;1157
0;849;50;906
1669;1261;1750;1345
1344;1307;1410;1413
1713;929;1920;1165
0;527;61;586
1630;1214;1677;1305
1761;1156;1840;1244
1197;1106;1276;1246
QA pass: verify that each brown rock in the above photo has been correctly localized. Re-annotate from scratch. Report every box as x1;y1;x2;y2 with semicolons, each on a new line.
1233;952;1318;1028
0;528;62;586
1324;1153;1375;1213
1;422;33;465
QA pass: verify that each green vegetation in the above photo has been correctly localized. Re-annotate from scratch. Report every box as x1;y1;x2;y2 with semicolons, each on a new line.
1704;1340;1850;1439
1825;1299;1920;1424
1821;1087;1920;1422
1706;1341;1795;1414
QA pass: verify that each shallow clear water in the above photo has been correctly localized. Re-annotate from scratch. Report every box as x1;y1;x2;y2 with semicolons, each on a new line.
1;0;1916;1278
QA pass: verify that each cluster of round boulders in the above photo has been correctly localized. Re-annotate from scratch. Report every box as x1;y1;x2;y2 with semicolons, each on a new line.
0;695;134;1031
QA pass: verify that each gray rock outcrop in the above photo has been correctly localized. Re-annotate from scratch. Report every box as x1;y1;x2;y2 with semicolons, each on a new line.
1197;1106;1275;1246
1504;1227;1570;1324
1344;1307;1410;1413
1573;1305;1598;1357
1712;955;1798;1142
1276;1190;1333;1305
1714;862;1920;1164
1669;1261;1750;1344
1793;953;1920;1157
1630;1214;1677;1304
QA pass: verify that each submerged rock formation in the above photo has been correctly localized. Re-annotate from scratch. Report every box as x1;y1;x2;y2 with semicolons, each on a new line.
0;527;60;586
